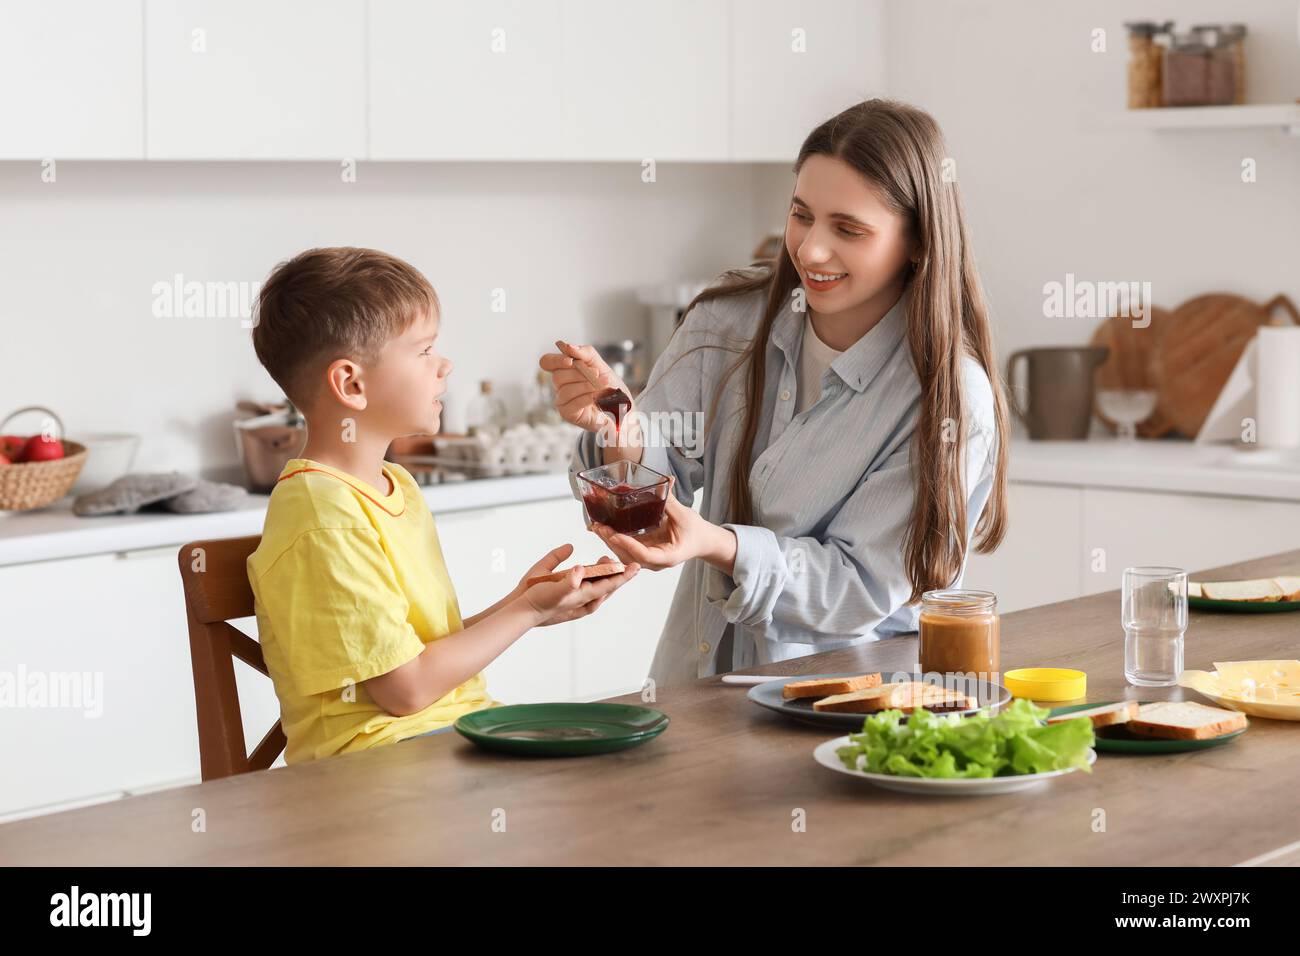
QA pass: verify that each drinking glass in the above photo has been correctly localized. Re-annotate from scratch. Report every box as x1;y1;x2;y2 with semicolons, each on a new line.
1123;566;1187;686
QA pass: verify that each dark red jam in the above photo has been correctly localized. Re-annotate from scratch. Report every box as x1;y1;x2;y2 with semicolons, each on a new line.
583;481;666;535
595;387;632;431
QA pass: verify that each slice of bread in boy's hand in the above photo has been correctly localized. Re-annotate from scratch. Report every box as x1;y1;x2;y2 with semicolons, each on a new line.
1126;700;1247;740
782;673;881;700
1200;578;1283;602
1046;700;1138;728
525;561;625;588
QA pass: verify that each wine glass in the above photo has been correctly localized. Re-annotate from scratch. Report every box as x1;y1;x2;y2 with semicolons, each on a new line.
1096;388;1158;441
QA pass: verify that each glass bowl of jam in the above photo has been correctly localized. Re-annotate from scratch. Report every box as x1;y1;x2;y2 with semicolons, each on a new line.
576;460;671;535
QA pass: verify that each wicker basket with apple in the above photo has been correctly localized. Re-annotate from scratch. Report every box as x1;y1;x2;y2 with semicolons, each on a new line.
0;406;88;511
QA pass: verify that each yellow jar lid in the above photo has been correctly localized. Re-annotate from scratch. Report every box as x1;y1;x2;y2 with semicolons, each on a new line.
1004;667;1087;702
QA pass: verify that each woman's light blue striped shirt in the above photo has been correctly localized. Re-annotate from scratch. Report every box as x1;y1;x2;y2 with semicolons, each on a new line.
570;285;998;686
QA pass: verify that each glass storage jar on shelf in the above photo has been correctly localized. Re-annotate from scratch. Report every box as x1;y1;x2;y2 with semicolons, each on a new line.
1192;22;1247;104
1164;29;1232;105
1124;21;1168;108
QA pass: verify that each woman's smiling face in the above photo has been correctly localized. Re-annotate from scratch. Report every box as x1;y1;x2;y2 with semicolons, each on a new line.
784;153;915;317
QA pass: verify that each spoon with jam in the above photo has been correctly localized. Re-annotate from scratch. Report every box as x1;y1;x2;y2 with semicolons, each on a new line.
555;341;632;434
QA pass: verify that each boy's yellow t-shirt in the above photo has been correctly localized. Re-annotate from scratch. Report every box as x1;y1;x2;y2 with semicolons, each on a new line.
247;457;495;764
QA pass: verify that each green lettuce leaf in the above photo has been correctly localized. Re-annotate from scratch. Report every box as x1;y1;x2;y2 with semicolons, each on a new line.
835;697;1094;778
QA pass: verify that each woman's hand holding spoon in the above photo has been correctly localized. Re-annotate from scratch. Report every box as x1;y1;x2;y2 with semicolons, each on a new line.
539;341;640;457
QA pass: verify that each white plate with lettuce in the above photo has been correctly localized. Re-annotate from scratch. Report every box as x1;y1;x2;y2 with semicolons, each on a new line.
814;698;1097;796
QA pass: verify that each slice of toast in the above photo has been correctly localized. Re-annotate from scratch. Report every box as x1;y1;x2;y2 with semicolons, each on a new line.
1188;581;1202;599
812;681;973;714
1127;701;1247;740
812;682;904;713
1046;700;1138;728
782;673;882;700
886;682;976;713
525;561;625;588
1201;578;1283;602
1273;576;1300;601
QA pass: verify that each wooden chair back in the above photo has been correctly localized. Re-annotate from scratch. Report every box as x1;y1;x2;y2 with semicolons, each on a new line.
177;535;285;779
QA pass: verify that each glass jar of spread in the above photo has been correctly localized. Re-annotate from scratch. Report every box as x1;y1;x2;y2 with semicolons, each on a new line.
1124;21;1168;109
918;589;1000;679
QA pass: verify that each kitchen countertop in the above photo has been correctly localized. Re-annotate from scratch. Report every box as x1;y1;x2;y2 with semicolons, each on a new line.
2;546;1296;865
3;437;1299;568
1009;437;1300;500
0;471;574;567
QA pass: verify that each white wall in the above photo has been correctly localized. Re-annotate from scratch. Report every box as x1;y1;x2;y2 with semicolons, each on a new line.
0;161;765;479
756;0;1300;375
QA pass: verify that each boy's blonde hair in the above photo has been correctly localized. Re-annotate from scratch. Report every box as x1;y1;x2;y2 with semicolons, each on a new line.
252;247;439;409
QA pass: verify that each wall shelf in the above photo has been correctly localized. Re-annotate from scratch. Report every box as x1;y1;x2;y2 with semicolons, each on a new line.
1110;103;1300;135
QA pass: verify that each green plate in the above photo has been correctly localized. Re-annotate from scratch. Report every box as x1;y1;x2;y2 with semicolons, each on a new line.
1189;595;1300;613
1048;701;1246;754
454;702;669;756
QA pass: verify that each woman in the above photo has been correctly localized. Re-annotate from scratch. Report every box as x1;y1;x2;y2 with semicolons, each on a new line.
540;99;1010;686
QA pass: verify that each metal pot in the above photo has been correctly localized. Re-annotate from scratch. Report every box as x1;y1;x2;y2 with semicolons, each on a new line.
234;401;307;492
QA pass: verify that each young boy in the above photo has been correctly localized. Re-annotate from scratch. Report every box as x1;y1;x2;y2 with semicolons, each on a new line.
246;247;638;764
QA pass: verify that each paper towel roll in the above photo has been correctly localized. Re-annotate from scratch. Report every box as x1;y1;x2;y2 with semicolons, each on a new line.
1256;326;1300;448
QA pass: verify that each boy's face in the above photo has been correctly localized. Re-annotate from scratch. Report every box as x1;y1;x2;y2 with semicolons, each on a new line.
368;308;451;438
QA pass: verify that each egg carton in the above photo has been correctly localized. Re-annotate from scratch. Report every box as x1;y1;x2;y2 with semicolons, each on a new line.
429;423;581;477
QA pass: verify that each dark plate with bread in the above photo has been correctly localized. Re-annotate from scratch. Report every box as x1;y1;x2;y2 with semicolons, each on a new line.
1046;700;1247;753
747;671;1011;730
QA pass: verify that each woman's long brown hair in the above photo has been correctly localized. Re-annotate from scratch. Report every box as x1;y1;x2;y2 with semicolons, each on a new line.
680;99;1009;604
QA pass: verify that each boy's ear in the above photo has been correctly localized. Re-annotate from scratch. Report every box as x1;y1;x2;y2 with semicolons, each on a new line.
323;357;368;411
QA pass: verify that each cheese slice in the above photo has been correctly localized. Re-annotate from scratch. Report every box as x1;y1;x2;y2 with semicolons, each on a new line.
1212;660;1300;702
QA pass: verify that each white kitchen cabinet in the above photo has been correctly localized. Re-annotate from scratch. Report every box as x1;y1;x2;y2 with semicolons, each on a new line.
570;562;680;700
370;0;566;160
558;0;729;161
964;482;1300;615
0;0;145;159
728;0;887;162
144;0;366;159
434;498;578;703
0;548;197;818
1079;488;1300;597
963;482;1082;615
3;0;886;163
371;0;729;161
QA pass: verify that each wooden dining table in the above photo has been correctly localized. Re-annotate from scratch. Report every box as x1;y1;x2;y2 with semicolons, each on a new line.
4;548;1299;866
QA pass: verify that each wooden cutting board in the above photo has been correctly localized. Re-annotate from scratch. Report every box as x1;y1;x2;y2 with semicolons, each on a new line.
1152;293;1300;439
1090;306;1176;437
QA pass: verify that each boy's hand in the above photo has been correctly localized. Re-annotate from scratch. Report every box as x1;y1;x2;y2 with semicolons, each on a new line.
514;543;575;597
516;545;639;626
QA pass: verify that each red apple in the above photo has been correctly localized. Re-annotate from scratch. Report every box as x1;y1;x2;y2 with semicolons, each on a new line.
20;435;64;462
0;435;24;459
0;453;10;466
